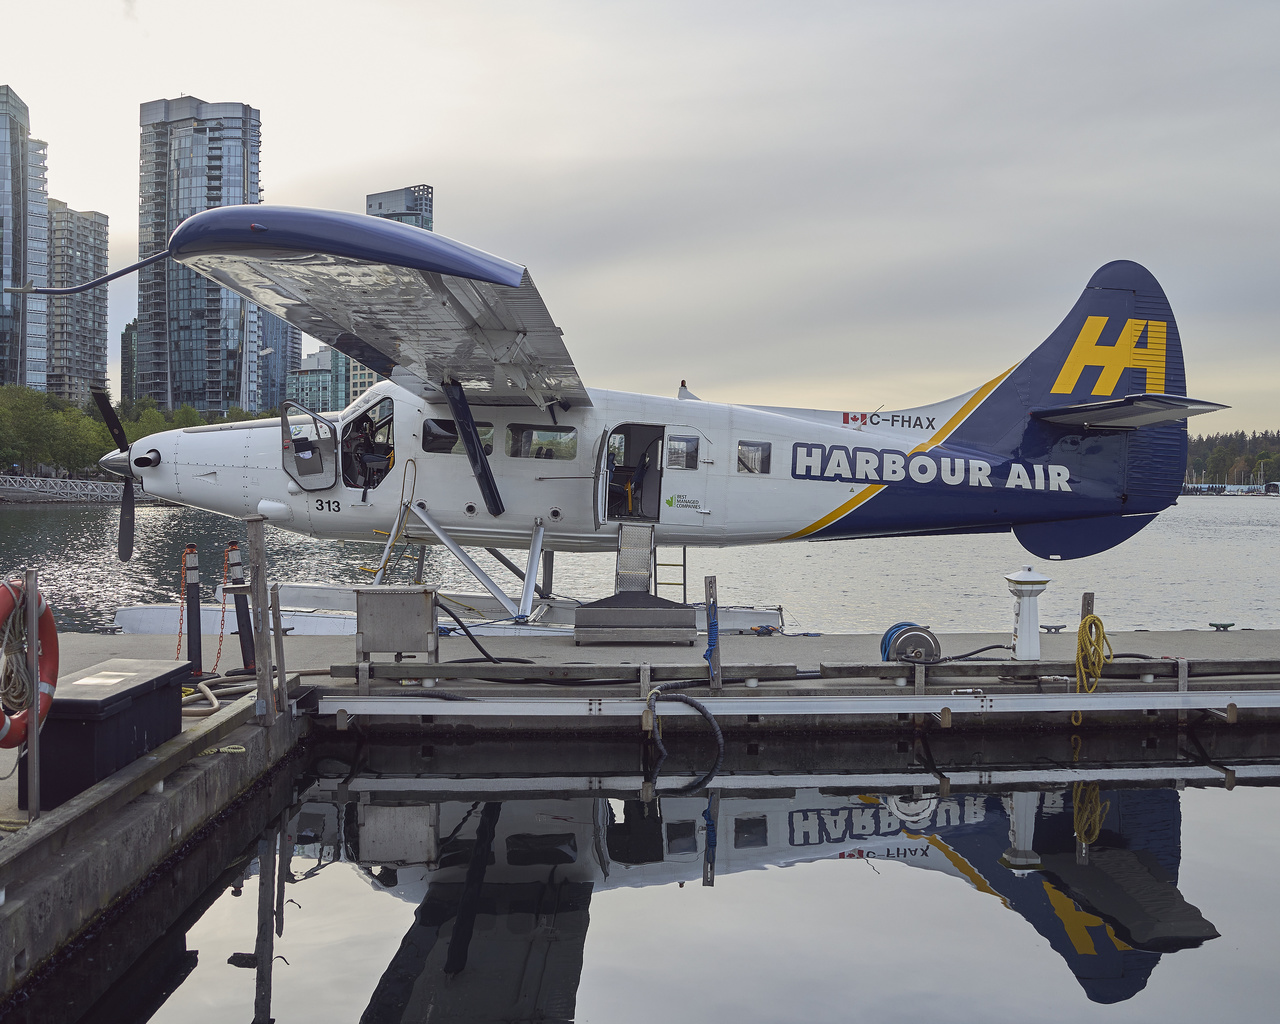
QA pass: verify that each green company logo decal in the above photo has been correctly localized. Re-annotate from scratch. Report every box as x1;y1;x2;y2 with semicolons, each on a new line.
665;496;675;507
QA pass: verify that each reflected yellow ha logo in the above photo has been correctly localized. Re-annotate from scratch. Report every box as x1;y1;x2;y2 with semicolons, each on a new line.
1051;316;1167;396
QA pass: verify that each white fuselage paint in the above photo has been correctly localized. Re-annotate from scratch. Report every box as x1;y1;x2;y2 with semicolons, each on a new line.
128;380;1072;551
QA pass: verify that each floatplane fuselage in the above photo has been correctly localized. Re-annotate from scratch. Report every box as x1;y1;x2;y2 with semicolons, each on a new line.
85;204;1224;579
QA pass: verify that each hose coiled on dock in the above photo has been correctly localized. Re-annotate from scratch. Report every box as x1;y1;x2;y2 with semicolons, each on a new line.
1073;614;1113;726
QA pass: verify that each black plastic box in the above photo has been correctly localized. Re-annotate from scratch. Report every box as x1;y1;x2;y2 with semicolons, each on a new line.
19;659;190;811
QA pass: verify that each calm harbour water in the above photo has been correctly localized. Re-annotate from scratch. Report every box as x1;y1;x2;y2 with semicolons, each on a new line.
0;495;1276;634
2;496;1278;1023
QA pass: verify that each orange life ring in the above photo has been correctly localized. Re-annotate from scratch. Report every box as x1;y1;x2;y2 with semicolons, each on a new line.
0;582;59;749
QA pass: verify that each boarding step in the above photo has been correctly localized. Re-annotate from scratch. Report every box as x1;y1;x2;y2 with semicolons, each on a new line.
615;523;655;594
574;592;697;646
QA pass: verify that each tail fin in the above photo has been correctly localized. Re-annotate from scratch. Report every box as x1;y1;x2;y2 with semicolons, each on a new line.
948;261;1221;558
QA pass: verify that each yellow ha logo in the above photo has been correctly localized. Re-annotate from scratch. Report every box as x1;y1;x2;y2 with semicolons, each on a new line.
1051;317;1167;396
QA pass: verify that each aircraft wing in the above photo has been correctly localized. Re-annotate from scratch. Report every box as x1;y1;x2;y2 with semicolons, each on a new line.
168;205;590;409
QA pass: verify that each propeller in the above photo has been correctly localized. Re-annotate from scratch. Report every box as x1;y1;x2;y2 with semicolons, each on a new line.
91;389;135;561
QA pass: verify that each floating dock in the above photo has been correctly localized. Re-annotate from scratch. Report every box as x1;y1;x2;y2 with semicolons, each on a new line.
3;625;1280;1001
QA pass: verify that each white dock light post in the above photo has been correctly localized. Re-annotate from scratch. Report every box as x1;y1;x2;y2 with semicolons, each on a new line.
1006;566;1051;661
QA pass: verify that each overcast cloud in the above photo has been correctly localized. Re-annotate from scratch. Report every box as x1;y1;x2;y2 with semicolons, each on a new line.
6;0;1276;429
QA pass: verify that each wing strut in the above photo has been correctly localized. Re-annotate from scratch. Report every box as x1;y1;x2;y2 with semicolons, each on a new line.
443;379;505;517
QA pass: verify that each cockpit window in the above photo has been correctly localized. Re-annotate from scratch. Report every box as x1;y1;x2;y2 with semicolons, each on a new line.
342;397;394;491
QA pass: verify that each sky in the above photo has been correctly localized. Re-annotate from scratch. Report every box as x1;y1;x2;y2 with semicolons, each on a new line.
5;0;1277;432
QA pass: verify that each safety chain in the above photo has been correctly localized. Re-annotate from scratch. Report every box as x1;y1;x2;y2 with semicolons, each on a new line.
174;548;186;660
211;547;230;673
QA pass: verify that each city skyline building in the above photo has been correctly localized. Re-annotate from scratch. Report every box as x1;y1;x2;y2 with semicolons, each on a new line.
0;85;48;390
350;183;436;400
286;346;350;412
120;317;138;402
259;313;302;412
365;184;433;230
136;95;290;415
46;198;108;405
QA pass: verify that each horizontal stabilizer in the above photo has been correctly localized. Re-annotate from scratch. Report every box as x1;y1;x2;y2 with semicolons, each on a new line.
1014;514;1157;560
1031;394;1227;429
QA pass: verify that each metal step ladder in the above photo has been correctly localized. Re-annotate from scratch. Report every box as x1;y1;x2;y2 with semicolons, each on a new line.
615;523;655;593
653;545;688;604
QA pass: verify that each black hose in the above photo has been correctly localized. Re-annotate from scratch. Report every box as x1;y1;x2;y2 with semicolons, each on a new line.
645;684;725;793
445;656;536;665
437;604;500;663
900;643;1012;665
1113;652;1154;660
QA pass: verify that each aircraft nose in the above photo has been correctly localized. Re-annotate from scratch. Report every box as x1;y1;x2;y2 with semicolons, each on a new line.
98;448;132;478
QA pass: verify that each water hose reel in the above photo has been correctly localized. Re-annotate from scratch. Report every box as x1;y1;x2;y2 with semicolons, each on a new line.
880;621;941;663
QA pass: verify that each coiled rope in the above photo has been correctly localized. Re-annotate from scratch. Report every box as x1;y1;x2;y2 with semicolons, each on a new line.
1072;614;1113;727
1070;734;1110;849
0;580;32;713
703;607;719;668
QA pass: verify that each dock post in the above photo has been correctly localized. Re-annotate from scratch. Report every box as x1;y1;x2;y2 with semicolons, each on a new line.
243;515;277;725
541;550;554;596
702;791;720;886
24;568;39;822
270;584;288;712
184;544;203;676
1080;592;1095;619
705;576;722;693
227;542;256;672
252;827;278;1024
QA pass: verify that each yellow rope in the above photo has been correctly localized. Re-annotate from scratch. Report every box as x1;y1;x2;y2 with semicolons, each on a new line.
1072;613;1112;727
1070;732;1110;849
1073;781;1110;846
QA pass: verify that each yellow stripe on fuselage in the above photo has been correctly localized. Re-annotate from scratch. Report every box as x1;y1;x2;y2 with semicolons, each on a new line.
783;363;1020;540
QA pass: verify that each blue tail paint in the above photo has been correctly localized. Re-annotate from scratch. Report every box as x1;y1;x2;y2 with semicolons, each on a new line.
810;261;1204;558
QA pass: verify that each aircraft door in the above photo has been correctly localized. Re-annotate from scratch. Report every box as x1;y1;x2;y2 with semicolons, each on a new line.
594;423;666;526
593;428;610;530
281;402;339;492
660;427;710;528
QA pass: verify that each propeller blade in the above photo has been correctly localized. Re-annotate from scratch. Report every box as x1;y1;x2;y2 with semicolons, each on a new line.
119;476;135;562
91;388;129;452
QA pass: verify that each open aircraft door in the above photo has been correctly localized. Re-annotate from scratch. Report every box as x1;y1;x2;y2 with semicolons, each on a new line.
281;402;340;492
593;428;611;530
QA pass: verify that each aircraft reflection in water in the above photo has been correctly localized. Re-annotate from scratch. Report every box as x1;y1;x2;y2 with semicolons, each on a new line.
286;772;1219;1019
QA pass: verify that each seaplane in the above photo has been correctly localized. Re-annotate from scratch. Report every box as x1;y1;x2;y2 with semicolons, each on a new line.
33;204;1224;618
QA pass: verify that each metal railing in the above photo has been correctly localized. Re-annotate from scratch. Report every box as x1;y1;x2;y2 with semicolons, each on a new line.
0;476;124;501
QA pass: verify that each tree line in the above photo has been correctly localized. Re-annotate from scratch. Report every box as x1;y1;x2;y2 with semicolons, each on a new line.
1186;430;1279;486
0;386;276;477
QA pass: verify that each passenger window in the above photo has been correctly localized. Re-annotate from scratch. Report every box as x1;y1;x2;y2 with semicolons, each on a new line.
422;418;494;456
506;424;578;460
734;816;768;849
666;435;699;470
737;440;772;474
666;820;698;855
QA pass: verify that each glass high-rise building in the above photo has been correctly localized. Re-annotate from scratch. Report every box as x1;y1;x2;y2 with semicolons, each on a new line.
351;183;436;399
365;184;433;230
0;85;49;390
120;317;138;402
259;312;302;412
137;96;292;414
46;199;108;405
286;347;350;413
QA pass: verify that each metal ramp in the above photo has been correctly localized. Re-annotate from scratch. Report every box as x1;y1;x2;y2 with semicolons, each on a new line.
615;523;655;594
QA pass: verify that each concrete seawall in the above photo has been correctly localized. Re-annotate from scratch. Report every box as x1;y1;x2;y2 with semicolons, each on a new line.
0;693;305;995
